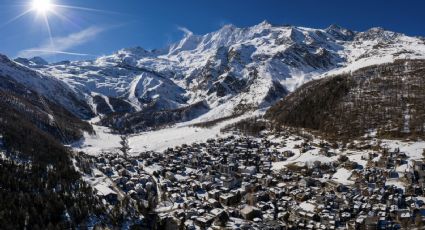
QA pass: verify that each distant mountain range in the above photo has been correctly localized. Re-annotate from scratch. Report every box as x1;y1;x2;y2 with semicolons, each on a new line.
3;21;425;134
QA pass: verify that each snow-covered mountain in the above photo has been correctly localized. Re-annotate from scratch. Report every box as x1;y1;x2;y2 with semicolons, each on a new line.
0;54;93;118
0;54;93;143
14;56;49;68
14;22;425;131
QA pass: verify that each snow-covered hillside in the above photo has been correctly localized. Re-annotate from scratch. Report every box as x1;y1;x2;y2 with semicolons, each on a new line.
0;54;93;118
18;22;425;124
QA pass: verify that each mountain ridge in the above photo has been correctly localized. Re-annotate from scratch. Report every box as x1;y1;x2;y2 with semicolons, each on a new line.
8;22;425;133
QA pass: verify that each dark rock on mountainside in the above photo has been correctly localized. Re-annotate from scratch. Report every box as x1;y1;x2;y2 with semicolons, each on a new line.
93;95;135;115
263;80;289;105
207;74;248;97
266;59;425;139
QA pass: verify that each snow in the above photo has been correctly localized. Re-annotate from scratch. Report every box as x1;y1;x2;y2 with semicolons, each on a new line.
295;150;334;165
299;201;316;212
128;75;144;110
73;121;122;155
74;113;252;155
143;164;164;175
174;174;189;182
396;164;409;173
0;55;89;117
331;168;354;185
381;140;425;161
33;22;425;121
317;55;396;79
155;202;181;213
94;183;117;196
272;137;338;170
127;114;249;153
402;105;411;133
91;92;115;113
347;152;368;168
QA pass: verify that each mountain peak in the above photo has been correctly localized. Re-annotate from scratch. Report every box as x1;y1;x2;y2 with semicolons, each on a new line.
0;54;12;63
219;23;237;32
325;24;355;41
258;20;272;27
14;56;48;67
250;20;273;31
121;46;150;54
29;56;48;65
368;26;385;32
356;26;400;41
326;24;346;30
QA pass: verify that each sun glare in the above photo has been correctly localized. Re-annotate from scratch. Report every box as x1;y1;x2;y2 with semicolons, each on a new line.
31;0;54;14
0;0;115;57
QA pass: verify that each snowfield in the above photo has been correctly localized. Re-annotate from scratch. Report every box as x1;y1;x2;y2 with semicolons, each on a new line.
127;121;230;154
73;112;255;155
331;168;354;185
72;124;122;155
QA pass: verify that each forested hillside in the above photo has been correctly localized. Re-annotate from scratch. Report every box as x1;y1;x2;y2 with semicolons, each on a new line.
266;59;425;139
0;69;109;229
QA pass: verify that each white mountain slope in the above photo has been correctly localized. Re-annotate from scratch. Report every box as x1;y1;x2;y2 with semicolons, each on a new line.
0;54;93;118
24;22;425;124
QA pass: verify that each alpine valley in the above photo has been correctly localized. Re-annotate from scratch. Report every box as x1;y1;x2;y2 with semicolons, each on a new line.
2;21;425;229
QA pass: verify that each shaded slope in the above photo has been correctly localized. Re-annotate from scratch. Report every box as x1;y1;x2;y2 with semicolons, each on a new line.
0;76;93;143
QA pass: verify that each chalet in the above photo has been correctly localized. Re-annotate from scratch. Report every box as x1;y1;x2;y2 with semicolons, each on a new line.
219;192;239;206
241;205;261;220
94;184;118;204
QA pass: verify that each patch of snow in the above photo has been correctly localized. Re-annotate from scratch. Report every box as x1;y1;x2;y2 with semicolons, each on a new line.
347;152;368;168
332;168;354;185
299;201;316;212
381;140;425;161
73;122;122;155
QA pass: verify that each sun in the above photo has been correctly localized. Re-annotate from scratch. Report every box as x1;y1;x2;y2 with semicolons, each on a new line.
31;0;54;14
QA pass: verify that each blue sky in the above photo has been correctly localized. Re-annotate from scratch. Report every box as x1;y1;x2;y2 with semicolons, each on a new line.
0;0;424;62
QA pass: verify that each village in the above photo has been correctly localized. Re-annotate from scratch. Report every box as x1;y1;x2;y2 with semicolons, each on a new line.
78;132;425;229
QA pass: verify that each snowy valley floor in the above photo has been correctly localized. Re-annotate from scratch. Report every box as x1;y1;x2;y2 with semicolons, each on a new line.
72;113;255;155
72;115;425;192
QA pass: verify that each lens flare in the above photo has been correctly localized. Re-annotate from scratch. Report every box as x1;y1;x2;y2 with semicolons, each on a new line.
31;0;54;14
0;0;119;57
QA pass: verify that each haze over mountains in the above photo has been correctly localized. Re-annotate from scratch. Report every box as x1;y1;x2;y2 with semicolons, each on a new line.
3;21;425;135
